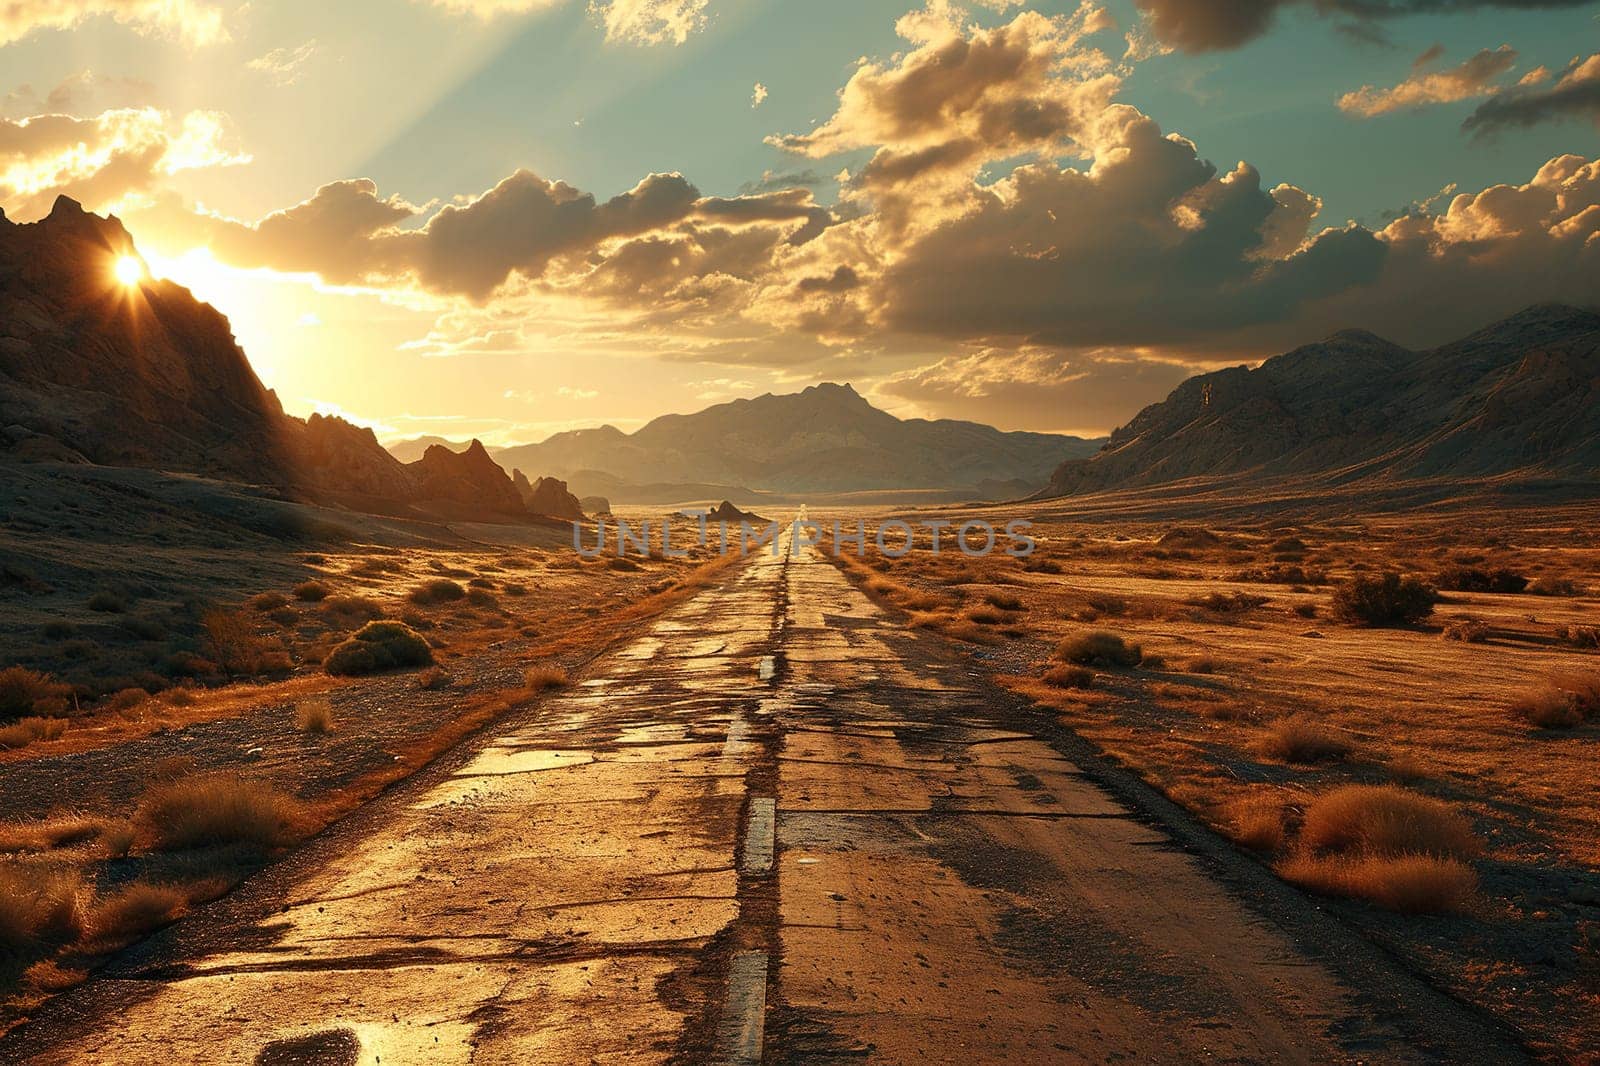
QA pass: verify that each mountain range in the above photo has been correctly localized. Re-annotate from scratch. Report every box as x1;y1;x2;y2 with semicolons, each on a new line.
1039;303;1600;498
456;384;1100;498
0;198;570;522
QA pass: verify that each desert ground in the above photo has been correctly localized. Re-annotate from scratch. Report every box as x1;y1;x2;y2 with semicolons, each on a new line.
0;475;1596;1061
830;490;1600;1060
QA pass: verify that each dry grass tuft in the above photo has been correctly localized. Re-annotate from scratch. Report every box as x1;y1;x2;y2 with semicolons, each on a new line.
1300;784;1481;860
139;775;303;852
1510;672;1600;730
524;666;570;692
295;699;335;734
85;883;187;948
1225;793;1287;853
1254;715;1353;765
0;814;110;855
0;866;86;956
1277;852;1477;914
1042;665;1095;690
1055;630;1142;668
0;667;72;721
1441;617;1490;643
408;578;465;605
0;716;67;751
417;667;452;690
1277;784;1481;914
292;580;329;602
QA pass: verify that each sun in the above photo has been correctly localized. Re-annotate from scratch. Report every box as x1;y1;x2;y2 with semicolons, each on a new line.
113;255;145;288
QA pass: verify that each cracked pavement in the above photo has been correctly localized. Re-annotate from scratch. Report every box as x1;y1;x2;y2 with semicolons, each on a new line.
0;544;1526;1064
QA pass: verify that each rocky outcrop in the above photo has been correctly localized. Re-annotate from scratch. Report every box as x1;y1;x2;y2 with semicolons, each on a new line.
0;201;548;523
517;473;584;520
709;500;767;524
290;413;416;500
0;196;295;482
1038;304;1600;497
409;441;526;516
579;495;611;515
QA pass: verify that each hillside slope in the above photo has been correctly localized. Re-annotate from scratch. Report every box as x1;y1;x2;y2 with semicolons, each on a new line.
1040;305;1600;497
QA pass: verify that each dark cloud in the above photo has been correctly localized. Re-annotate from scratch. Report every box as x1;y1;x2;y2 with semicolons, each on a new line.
738;169;825;195
134;169;834;301
1463;53;1600;136
873;111;1386;349
1134;0;1595;52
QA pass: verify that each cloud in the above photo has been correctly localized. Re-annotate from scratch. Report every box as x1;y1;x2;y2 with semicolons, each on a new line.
594;0;710;45
751;82;768;108
738;168;825;195
1463;52;1600;136
0;108;249;220
248;40;319;86
0;0;225;48
768;2;1119;194
422;0;710;45
3;70;156;119
878;346;1199;434
132;169;833;301
1131;0;1594;53
869;107;1386;350
1338;45;1519;117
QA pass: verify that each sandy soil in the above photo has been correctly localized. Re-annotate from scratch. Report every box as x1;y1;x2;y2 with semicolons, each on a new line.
819;497;1600;1061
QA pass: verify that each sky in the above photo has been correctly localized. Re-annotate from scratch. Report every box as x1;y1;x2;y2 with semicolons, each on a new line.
2;0;1597;443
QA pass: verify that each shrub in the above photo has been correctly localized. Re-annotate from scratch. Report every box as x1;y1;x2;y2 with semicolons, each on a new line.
524;666;569;692
468;577;496;590
0;866;86;955
1528;575;1581;597
87;589;127;613
1227;794;1286;853
417;667;452;691
1441;617;1490;643
1330;573;1436;626
160;651;218;679
466;587;499;608
1511;673;1600;729
0;717;67;750
1434;567;1528;594
983;591;1024;611
323;621;434;677
105;688;149;713
249;592;290;612
1277;852;1477;914
1055;630;1142;668
1083;593;1127;616
40;621;74;640
407;579;465;605
200;609;273;677
321;594;383;625
1559;625;1600;649
295;699;335;734
1185;657;1220;674
1300;784;1480;860
1188;591;1269;613
292;581;329;602
1042;665;1095;690
1255;715;1353;764
87;883;187;947
1510;690;1582;729
140;775;302;850
502;583;527;597
0;667;71;721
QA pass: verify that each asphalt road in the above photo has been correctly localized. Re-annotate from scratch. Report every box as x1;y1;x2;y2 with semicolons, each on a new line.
0;545;1527;1064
